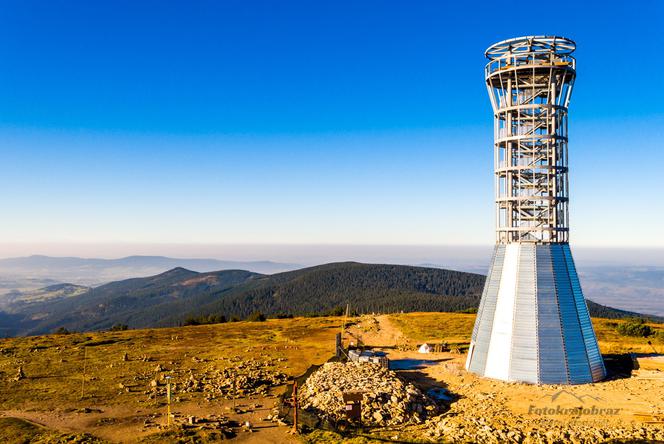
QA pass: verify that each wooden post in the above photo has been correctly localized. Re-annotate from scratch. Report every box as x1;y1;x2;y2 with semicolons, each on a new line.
292;381;298;434
233;373;237;411
166;379;172;427
341;304;350;335
80;346;87;399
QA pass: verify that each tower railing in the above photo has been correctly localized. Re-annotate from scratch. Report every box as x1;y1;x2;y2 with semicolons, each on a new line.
484;36;576;244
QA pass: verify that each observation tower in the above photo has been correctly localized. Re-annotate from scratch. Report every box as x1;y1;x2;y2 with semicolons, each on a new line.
465;36;606;384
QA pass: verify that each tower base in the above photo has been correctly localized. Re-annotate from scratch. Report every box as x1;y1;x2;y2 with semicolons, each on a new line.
466;244;606;384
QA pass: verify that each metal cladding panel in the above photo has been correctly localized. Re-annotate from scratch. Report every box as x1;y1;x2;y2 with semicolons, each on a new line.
536;246;569;384
509;244;538;383
563;245;607;381
467;245;505;375
484;244;519;380
472;246;498;342
552;245;593;384
468;244;605;385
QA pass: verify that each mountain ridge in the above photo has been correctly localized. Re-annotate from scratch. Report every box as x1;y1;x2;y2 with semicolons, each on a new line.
1;262;659;337
0;254;298;273
0;255;301;291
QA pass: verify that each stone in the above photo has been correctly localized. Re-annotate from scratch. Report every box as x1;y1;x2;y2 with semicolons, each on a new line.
298;362;438;427
13;366;25;381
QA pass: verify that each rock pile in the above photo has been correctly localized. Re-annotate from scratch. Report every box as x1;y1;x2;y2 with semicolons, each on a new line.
146;359;289;401
299;362;438;427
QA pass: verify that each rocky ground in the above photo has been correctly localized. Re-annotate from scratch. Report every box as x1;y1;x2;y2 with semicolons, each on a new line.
423;383;664;444
143;357;290;403
342;315;664;444
1;314;663;443
299;361;438;427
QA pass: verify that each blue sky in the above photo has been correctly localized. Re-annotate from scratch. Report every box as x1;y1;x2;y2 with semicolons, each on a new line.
1;0;663;255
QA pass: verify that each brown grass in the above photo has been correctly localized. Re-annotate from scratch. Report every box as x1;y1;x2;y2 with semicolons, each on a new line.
0;417;103;443
388;312;664;355
388;312;475;345
592;318;664;354
0;317;342;416
1;313;661;442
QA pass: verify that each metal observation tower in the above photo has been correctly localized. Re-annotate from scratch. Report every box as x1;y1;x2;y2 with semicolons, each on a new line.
465;36;606;384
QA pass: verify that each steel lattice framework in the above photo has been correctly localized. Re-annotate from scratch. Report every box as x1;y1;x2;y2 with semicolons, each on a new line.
485;36;576;244
465;36;606;385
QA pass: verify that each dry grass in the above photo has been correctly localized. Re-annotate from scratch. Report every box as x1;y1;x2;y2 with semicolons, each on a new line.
388;312;475;346
592;318;664;354
1;313;662;443
0;417;103;443
388;312;664;355
0;317;343;410
0;317;343;442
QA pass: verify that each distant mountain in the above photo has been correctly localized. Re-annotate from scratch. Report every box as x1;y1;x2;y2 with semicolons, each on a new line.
578;266;664;317
2;262;659;337
10;267;262;335
584;300;657;320
1;283;89;312
0;255;300;287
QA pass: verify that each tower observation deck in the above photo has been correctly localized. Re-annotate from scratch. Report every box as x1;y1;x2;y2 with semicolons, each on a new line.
485;36;575;244
466;36;606;385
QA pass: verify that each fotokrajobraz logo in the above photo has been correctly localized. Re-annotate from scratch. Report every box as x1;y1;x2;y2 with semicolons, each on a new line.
528;390;621;416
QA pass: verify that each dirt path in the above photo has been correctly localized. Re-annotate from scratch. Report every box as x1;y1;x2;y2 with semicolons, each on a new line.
0;394;300;443
345;315;406;349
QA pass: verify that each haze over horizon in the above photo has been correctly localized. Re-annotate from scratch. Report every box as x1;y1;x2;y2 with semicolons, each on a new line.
3;243;664;268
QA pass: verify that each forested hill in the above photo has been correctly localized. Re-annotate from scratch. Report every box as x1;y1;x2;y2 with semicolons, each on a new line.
186;262;486;320
1;262;658;336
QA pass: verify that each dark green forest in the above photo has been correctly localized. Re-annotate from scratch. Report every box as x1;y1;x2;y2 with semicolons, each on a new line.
1;262;658;336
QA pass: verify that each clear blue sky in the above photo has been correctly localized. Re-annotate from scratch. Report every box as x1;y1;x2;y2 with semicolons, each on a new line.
1;0;663;255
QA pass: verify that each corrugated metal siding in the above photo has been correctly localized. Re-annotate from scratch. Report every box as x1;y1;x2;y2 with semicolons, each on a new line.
468;245;505;376
552;245;592;384
509;244;538;383
471;246;498;342
536;246;569;384
468;243;605;385
563;244;606;381
484;244;519;380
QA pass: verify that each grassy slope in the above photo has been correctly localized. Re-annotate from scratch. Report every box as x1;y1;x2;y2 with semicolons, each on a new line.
0;313;662;442
0;317;342;411
389;313;664;354
3;283;89;306
0;417;102;443
2;314;661;413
